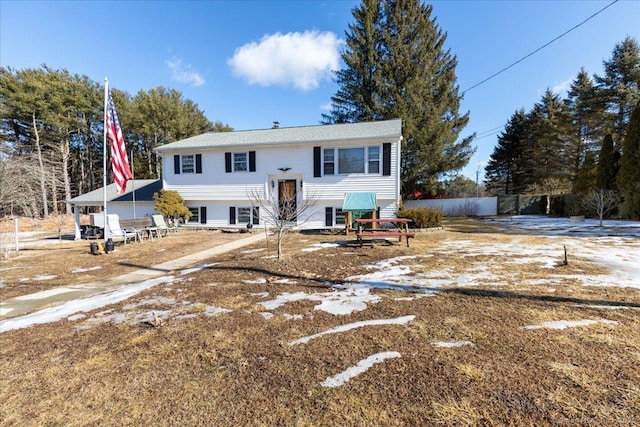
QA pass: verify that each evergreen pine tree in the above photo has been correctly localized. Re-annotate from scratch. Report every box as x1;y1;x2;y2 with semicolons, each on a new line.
484;109;530;194
324;0;474;197
596;133;619;190
524;90;573;194
566;69;608;183
617;102;640;218
595;37;640;147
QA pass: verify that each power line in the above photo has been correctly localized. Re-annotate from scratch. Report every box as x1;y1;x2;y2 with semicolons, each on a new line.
462;0;619;95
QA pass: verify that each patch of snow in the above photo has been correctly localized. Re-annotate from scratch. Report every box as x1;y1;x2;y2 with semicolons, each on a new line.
34;275;56;281
523;319;619;330
1;276;174;333
13;287;78;301
301;242;340;252
574;304;639;310
180;263;218;276
243;278;268;284
432;340;476;348
283;313;303;320
205;306;232;317
271;278;297;284
250;292;269;298
71;266;102;274
67;313;85;321
321;351;401;388
290;315;415;345
260;312;274;320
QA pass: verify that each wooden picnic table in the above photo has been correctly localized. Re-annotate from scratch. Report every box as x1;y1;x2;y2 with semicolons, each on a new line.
355;218;415;247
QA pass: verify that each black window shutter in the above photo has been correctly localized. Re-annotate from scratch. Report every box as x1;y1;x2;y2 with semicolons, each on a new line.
325;207;333;227
382;143;391;176
174;155;180;174
313;146;321;177
225;152;232;173
252;207;260;225
200;207;207;224
195;154;202;174
249;151;256;172
229;207;236;224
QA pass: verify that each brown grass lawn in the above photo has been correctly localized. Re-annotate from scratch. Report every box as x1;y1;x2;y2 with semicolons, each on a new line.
1;217;639;426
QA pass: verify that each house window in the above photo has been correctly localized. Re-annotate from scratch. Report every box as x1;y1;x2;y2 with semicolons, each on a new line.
323;149;335;175
188;207;199;223
338;148;365;174
234;152;248;172
335;208;345;225
181;155;195;173
234;206;260;225
322;146;381;175
368;146;380;174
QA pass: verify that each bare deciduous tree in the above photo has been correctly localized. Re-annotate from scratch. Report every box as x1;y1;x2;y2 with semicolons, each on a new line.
248;183;318;260
586;189;620;226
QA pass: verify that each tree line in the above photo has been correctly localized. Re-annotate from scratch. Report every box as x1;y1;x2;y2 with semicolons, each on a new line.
0;66;232;217
484;37;640;218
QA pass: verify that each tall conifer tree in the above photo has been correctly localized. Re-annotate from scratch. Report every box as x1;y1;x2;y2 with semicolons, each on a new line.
596;133;619;190
617;102;640;218
324;0;474;197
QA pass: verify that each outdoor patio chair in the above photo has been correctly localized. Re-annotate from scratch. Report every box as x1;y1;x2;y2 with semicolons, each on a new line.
152;214;178;236
106;214;138;244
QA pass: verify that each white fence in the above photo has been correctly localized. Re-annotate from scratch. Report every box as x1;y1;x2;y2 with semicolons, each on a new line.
404;197;498;216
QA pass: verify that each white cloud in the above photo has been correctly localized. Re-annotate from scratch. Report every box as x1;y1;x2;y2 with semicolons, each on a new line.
166;59;205;87
552;77;573;95
228;30;342;91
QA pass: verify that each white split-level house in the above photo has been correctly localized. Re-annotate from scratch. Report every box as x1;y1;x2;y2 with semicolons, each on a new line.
154;118;403;230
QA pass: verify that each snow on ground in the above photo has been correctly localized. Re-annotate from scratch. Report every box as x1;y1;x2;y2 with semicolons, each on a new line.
3;216;638;334
522;319;619;330
301;242;341;252
431;340;476;348
290;315;415;345
1;277;174;332
72;266;102;274
321;352;402;388
180;263;218;276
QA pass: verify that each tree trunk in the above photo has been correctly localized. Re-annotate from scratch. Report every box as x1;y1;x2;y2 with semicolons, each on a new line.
61;136;72;214
32;112;49;217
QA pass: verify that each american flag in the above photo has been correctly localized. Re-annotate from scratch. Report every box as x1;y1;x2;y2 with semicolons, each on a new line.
106;91;133;194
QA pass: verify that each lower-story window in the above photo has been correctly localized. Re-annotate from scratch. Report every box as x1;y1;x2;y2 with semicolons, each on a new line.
188;207;199;223
231;206;260;225
335;208;345;225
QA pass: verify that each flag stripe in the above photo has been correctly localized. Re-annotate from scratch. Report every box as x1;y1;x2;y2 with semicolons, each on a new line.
106;91;133;194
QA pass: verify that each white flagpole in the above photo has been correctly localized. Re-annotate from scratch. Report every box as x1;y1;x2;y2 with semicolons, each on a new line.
131;149;136;218
103;78;109;243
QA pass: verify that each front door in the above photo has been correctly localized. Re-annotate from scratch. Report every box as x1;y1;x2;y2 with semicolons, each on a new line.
278;179;297;221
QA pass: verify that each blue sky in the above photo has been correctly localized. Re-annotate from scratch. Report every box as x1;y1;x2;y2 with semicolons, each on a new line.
1;0;639;183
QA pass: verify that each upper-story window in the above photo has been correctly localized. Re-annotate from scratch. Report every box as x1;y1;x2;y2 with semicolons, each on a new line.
368;146;380;174
181;155;195;173
174;154;201;174
233;152;248;172
323;149;335;175
225;151;256;173
322;146;380;175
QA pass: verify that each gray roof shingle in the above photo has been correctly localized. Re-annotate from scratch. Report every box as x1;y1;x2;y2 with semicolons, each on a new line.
155;118;402;152
67;179;161;205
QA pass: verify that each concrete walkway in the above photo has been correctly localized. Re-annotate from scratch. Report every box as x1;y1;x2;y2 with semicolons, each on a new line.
0;232;265;320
